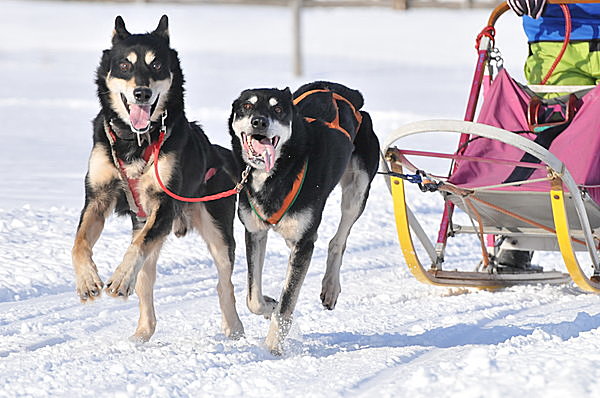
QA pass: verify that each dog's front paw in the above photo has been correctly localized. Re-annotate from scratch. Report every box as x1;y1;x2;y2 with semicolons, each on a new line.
130;315;157;343
75;264;104;302
247;295;278;319
129;327;155;343
320;278;341;310
261;296;278;319
105;267;137;298
129;331;152;343
224;322;245;340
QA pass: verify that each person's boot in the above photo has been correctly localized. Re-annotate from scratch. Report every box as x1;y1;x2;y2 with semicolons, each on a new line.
496;249;543;273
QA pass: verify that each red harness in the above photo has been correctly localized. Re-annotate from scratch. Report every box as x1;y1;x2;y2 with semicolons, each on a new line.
107;89;362;221
105;126;221;220
106;127;155;219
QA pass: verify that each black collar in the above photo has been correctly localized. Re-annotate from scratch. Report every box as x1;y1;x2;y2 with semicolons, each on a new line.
108;118;162;141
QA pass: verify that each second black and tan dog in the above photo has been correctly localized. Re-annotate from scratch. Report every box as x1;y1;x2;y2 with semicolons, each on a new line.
229;81;380;354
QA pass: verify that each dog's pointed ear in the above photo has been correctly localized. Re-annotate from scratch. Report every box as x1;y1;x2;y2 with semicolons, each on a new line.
231;90;247;111
283;87;293;100
112;16;131;45
152;15;170;44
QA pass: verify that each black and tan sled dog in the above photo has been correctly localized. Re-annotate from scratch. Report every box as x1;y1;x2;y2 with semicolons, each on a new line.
229;81;380;354
72;15;244;342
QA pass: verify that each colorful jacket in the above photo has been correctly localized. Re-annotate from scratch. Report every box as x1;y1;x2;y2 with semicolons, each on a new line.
523;4;600;42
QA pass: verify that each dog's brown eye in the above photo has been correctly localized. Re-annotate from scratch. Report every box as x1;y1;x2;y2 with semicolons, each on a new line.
119;62;132;73
151;61;161;71
243;103;254;111
273;105;283;114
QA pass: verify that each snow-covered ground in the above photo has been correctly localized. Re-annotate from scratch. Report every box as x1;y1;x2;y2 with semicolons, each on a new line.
2;1;600;397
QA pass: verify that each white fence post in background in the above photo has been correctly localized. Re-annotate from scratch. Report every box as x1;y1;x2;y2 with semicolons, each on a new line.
291;0;303;76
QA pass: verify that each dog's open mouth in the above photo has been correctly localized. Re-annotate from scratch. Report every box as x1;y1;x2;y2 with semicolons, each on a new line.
242;133;280;172
121;94;159;132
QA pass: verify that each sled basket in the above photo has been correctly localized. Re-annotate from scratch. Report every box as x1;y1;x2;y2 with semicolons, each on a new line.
381;1;600;291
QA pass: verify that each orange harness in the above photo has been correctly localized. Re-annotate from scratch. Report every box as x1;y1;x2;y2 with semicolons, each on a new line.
247;89;361;225
292;88;363;140
248;160;308;225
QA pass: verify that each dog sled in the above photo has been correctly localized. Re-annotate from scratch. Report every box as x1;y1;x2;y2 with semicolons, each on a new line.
380;0;600;291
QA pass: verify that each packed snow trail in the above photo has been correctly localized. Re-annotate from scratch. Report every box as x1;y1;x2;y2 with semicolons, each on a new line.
3;183;600;397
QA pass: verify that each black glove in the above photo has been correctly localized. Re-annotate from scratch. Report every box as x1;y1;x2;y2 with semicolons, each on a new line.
507;0;547;19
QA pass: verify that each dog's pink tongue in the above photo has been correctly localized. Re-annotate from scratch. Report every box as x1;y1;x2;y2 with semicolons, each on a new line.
129;104;151;130
252;137;276;172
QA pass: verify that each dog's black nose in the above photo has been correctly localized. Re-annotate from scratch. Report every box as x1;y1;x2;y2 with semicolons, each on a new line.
133;87;153;103
251;116;268;130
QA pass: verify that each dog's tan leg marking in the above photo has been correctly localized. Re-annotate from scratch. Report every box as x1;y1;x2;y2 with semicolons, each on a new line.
130;245;160;342
72;199;115;302
321;160;370;310
72;144;120;301
245;230;277;318
105;207;165;298
192;205;244;339
88;146;120;188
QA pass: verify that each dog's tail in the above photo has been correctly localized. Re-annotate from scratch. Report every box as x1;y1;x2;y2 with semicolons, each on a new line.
354;110;380;180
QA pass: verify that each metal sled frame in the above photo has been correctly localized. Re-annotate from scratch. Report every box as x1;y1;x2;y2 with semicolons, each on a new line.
382;120;600;291
381;0;600;292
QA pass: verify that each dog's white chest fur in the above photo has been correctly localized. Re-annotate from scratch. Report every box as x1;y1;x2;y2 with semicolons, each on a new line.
250;170;269;192
273;209;313;241
239;203;312;242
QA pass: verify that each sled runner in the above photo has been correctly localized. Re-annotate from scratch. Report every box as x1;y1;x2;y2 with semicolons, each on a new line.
381;0;600;291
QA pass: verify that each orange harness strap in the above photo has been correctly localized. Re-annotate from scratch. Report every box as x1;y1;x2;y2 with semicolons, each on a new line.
248;160;308;225
293;89;362;140
247;89;360;225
